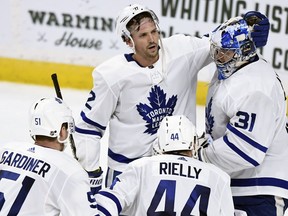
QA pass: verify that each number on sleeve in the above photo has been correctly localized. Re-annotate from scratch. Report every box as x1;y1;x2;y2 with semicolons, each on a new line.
235;111;256;132
85;90;96;110
87;191;97;209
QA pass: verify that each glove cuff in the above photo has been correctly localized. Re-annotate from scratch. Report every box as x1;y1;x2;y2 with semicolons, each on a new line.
198;148;209;163
87;167;103;177
89;176;102;188
87;167;103;188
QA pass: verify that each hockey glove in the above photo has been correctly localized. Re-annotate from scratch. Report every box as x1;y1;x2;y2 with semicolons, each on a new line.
193;132;212;163
152;138;163;155
243;11;270;48
87;167;103;195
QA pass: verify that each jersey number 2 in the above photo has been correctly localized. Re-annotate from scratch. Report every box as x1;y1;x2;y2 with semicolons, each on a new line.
0;170;35;215
147;180;210;215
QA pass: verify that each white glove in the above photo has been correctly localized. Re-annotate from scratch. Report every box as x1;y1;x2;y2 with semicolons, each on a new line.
152;138;163;155
193;132;213;162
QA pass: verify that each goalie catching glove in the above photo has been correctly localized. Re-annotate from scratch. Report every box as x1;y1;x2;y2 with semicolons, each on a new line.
243;11;270;47
87;167;103;195
193;132;213;163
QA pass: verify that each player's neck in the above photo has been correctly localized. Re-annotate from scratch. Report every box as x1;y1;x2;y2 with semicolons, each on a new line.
165;150;192;157
178;150;192;157
132;53;158;68
35;140;63;151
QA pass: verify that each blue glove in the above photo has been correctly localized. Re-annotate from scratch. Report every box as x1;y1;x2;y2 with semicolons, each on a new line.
87;167;103;195
243;11;270;48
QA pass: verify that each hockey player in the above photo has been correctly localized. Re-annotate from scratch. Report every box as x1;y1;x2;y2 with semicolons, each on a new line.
195;16;288;215
0;97;99;215
73;3;270;191
96;115;236;216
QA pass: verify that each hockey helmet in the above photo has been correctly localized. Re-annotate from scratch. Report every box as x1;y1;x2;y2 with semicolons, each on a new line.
29;97;75;144
210;16;257;79
115;4;159;41
153;115;197;154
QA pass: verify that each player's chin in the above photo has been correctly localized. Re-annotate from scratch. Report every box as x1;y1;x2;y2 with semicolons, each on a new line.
148;48;158;57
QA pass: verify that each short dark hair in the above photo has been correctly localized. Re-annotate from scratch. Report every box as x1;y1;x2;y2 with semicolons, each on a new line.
35;135;56;142
126;12;153;34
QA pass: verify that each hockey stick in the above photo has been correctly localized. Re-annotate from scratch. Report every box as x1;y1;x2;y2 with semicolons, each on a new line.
51;73;78;160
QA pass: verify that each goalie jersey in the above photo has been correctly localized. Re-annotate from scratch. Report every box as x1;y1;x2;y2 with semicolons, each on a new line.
74;34;211;172
205;58;288;198
0;142;98;216
96;154;234;216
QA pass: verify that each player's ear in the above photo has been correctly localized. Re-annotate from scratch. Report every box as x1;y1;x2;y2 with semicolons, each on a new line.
59;123;69;141
126;38;133;47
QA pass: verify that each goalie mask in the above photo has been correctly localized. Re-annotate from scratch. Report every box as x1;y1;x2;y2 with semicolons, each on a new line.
115;4;159;50
153;115;197;154
29;97;75;145
210;16;257;80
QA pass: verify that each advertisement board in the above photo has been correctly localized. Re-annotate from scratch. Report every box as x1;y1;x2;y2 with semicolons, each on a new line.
0;0;287;104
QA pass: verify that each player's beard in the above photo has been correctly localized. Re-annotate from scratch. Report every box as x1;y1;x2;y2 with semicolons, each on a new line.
133;42;159;65
145;43;159;60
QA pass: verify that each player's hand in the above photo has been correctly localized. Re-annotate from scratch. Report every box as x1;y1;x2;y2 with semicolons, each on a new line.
87;167;103;195
193;132;212;162
243;11;270;47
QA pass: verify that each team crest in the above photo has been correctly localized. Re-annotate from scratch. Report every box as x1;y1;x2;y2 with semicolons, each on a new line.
137;86;177;135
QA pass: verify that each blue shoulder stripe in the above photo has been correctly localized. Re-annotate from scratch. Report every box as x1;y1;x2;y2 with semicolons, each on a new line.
227;123;267;153
223;135;259;166
81;111;106;130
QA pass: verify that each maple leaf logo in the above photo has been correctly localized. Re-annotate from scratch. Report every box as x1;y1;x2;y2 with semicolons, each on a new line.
137;86;177;135
205;97;214;138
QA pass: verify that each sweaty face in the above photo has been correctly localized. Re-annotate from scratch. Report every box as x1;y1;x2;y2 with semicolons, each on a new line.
129;17;160;66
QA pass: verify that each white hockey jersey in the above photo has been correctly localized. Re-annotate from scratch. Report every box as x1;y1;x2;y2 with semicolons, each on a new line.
0;142;98;216
205;58;288;198
74;34;211;172
96;154;234;216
